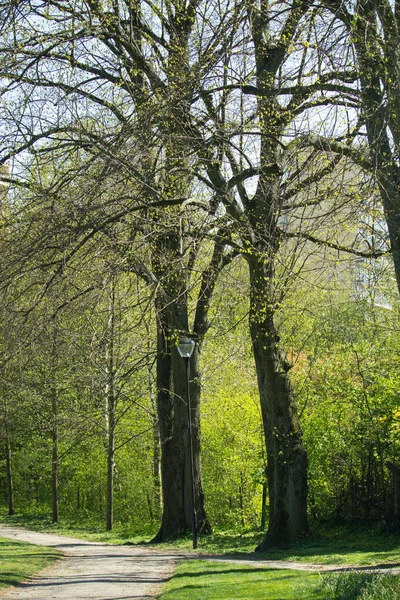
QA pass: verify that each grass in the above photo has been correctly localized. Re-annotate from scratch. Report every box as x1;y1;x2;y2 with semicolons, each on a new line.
321;571;400;600
1;511;399;599
1;509;400;567
249;526;400;567
0;536;61;590
156;560;325;599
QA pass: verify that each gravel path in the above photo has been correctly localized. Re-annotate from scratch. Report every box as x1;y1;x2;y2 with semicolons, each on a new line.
0;526;181;600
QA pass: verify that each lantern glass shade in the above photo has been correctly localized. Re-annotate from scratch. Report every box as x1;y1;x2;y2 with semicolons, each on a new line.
177;337;195;358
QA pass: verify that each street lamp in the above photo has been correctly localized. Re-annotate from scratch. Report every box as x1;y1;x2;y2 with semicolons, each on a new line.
177;336;197;549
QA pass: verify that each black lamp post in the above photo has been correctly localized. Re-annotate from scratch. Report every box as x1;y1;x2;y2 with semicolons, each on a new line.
177;336;197;549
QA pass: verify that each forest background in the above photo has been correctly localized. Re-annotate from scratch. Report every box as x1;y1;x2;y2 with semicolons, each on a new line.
0;0;399;550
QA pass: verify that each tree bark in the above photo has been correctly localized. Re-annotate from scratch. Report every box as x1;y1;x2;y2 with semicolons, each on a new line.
249;254;308;549
148;362;162;519
149;9;215;534
151;253;214;542
241;0;310;548
151;323;186;541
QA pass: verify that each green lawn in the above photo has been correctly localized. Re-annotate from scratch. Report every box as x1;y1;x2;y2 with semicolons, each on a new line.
1;510;400;568
1;512;399;599
157;561;325;599
0;536;61;590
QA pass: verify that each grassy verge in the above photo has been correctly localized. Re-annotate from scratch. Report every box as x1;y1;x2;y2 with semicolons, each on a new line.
157;563;400;600
156;561;325;599
1;510;400;567
321;571;400;600
0;536;61;590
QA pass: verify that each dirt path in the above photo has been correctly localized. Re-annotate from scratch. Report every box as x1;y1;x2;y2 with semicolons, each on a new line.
0;525;399;599
0;526;181;600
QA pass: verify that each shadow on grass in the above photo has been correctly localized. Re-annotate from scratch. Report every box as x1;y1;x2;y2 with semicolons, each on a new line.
172;567;298;579
0;575;27;588
2;512;400;566
0;553;60;559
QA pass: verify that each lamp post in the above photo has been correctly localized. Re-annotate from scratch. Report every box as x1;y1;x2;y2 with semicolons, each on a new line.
177;336;197;549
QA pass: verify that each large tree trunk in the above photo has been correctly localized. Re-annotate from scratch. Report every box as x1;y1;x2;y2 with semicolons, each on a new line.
150;11;214;534
249;255;308;549
152;324;185;540
151;301;211;542
242;0;310;547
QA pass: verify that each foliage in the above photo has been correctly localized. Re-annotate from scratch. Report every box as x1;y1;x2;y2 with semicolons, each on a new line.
1;0;400;548
201;320;263;528
280;276;400;522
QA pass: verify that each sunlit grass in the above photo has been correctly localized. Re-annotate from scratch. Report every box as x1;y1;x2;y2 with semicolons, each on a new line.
157;560;325;599
1;510;400;567
0;536;61;590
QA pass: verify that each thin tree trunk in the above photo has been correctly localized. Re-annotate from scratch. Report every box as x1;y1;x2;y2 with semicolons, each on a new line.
51;423;59;523
5;434;14;516
106;421;115;532
105;282;116;532
51;321;59;524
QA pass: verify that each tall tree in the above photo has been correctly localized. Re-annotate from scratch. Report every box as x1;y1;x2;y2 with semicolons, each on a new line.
0;0;231;535
1;0;384;547
317;0;400;293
